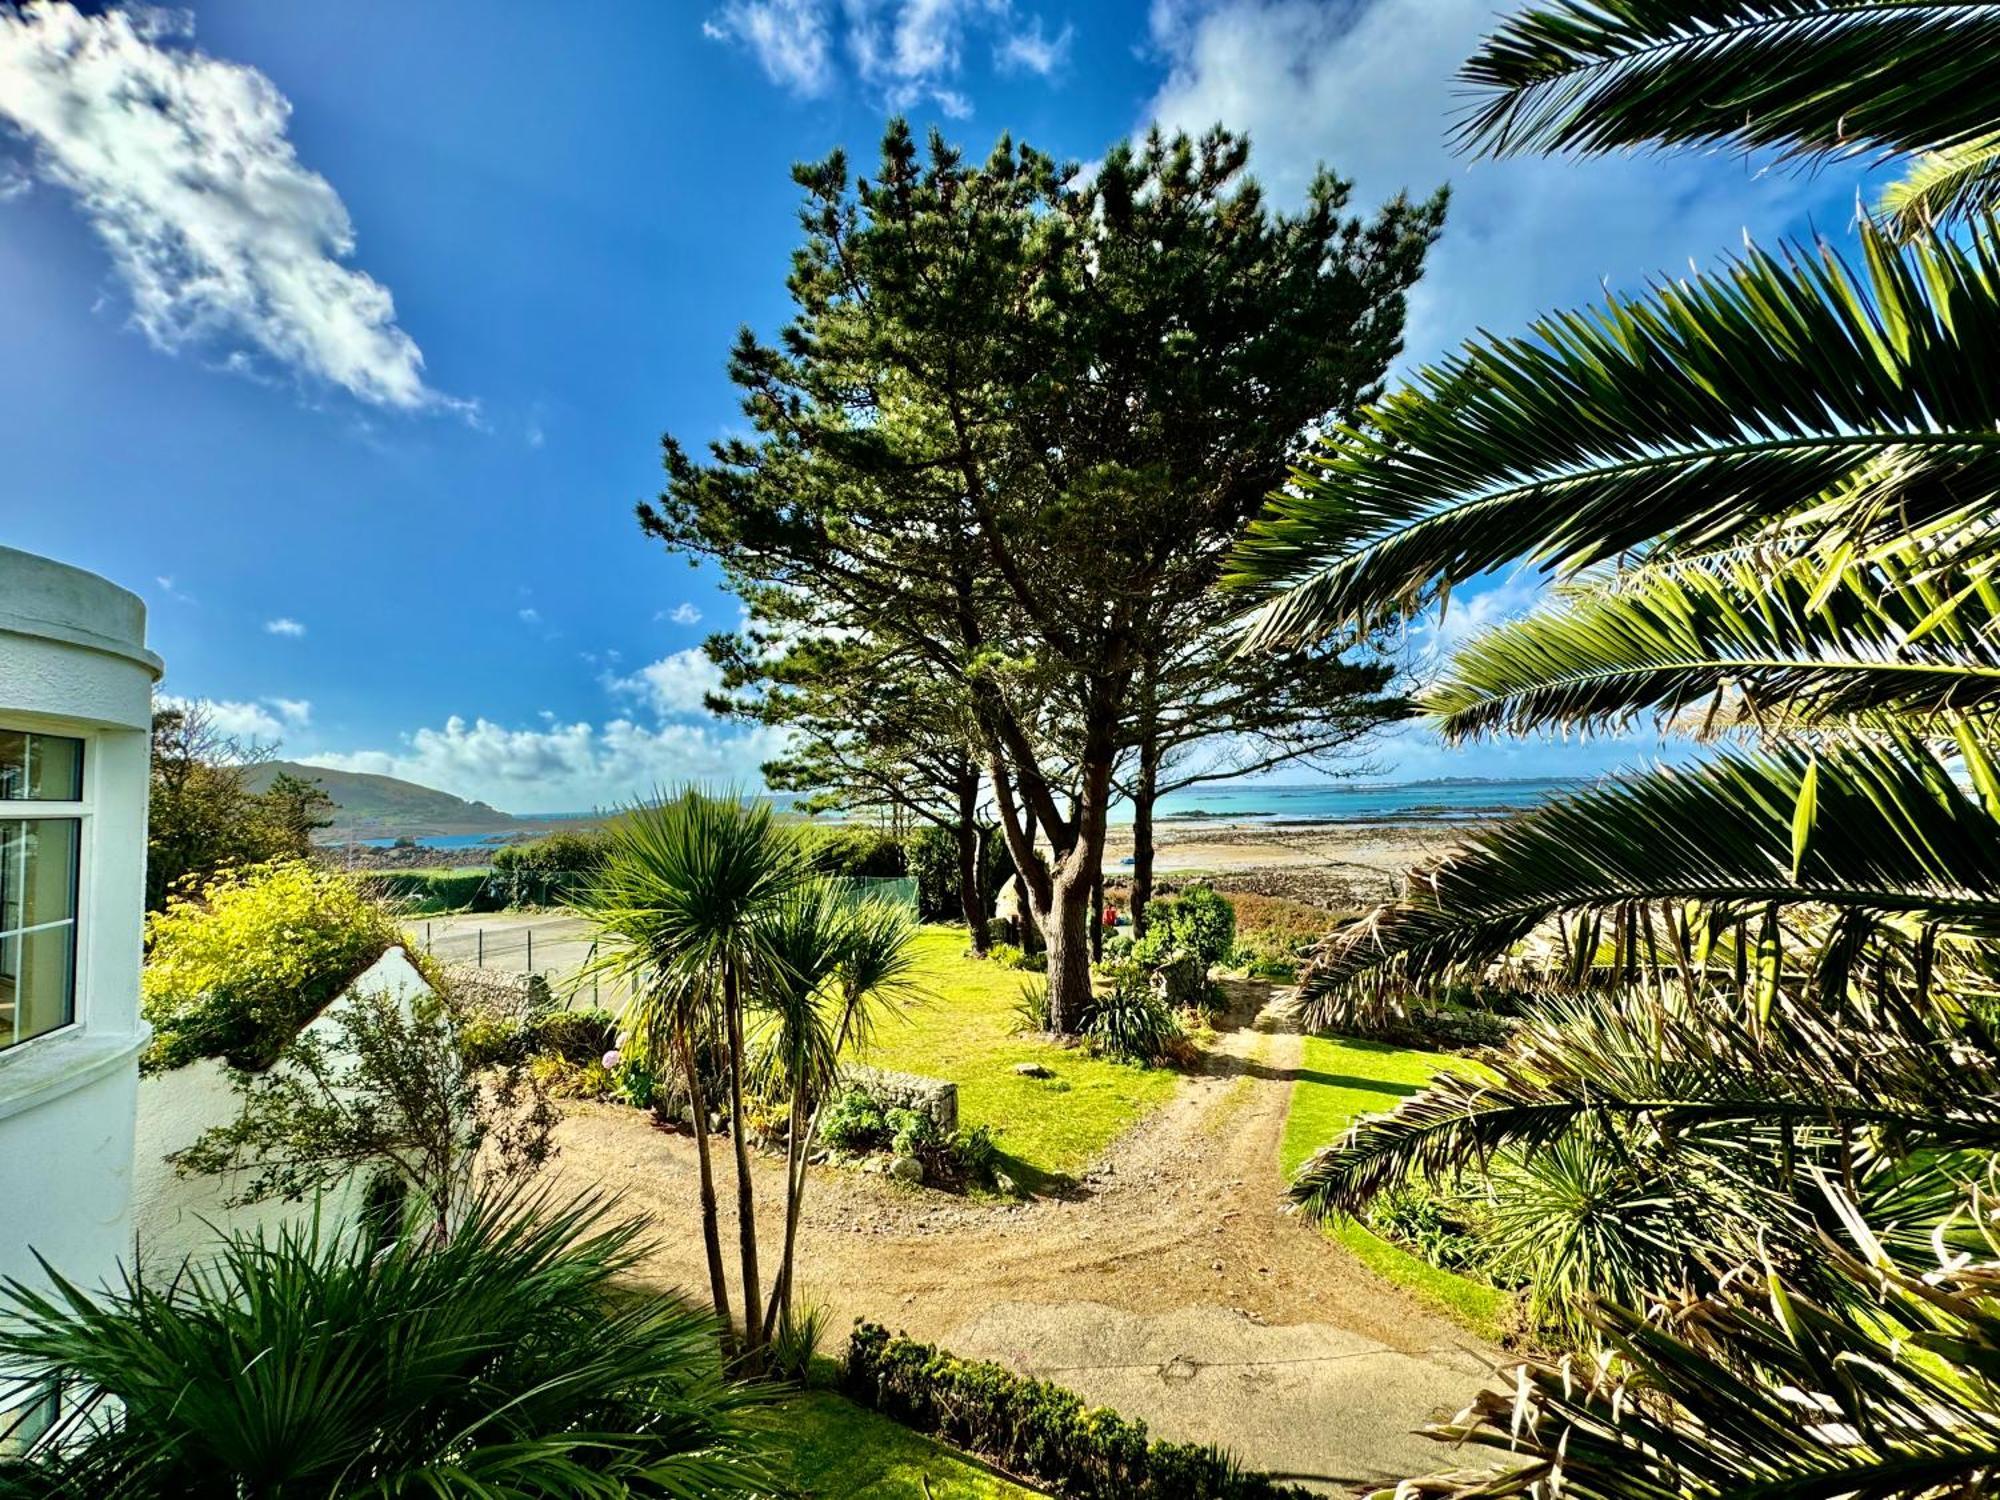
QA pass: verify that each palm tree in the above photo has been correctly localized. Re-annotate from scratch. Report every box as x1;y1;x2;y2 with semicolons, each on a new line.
576;789;806;1367
753;887;920;1341
576;790;918;1368
1374;1188;2000;1499
1449;0;2000;239
0;1189;781;1499
1222;0;2000;1484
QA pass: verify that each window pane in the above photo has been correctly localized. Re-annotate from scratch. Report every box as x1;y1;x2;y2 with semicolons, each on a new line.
0;820;78;933
0;730;83;801
0;819;79;1050
1;925;75;1046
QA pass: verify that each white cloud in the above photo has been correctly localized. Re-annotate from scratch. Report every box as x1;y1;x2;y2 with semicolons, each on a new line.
704;0;832;94
0;3;462;412
166;694;311;744
606;648;724;717
264;616;306;638
304;715;784;815
1144;0;1814;363
667;602;703;626
518;607;542;626
705;0;1067;113
996;15;1071;74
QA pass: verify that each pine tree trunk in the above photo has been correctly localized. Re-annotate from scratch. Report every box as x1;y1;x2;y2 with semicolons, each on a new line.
1043;867;1096;1033
1131;737;1160;938
1091;868;1105;963
956;772;988;954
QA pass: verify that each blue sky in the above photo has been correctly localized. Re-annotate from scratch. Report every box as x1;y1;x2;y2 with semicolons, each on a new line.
1;0;1857;812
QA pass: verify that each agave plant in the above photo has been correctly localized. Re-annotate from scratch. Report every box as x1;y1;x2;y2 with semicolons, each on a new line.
0;1190;781;1499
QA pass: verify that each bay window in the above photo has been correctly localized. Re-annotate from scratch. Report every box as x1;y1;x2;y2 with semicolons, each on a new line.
0;729;83;1051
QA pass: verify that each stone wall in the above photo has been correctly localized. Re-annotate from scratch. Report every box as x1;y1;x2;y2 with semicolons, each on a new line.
839;1063;957;1133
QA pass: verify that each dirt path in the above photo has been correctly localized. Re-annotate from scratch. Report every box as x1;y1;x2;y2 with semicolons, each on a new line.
551;984;1493;1492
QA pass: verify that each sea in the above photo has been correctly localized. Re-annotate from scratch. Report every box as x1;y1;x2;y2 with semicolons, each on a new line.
340;778;1574;847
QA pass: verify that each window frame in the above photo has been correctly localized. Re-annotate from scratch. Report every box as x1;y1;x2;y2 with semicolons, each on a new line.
0;725;88;1056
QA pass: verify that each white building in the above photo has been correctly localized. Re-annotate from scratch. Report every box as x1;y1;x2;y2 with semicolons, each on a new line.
0;547;159;1301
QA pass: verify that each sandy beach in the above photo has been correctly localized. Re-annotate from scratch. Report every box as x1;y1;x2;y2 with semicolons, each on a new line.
1100;817;1474;909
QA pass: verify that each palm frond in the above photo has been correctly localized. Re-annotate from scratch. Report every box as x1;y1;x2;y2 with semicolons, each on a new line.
1457;0;2000;164
1881;131;2000;238
1230;221;2000;646
1290;986;2000;1220
1376;1188;2000;1499
1426;546;2000;740
1295;737;2000;1014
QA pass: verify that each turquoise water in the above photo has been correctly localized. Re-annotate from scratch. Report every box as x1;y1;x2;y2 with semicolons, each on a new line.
1144;777;1578;824
342;778;1573;846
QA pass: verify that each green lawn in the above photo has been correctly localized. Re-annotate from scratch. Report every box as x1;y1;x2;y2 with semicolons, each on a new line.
1280;1033;1511;1340
773;1391;1043;1498
852;927;1181;1192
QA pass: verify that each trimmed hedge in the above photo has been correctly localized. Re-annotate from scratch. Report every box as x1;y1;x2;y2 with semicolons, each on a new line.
798;824;907;878
842;1323;1313;1500
353;869;498;913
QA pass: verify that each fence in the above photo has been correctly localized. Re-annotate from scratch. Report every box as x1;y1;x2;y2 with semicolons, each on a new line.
832;875;919;911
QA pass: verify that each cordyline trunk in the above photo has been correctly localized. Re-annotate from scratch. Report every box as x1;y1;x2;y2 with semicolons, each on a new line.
1131;734;1160;939
722;965;764;1369
676;1029;735;1360
955;770;989;954
764;996;862;1342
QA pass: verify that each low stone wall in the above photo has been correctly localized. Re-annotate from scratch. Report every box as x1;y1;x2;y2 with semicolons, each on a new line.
839;1063;957;1133
441;964;551;1019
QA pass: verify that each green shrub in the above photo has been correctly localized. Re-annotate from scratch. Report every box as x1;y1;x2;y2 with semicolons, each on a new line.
1136;886;1235;970
986;942;1041;972
352;868;497;914
526;1053;616;1100
489;831;610;907
0;1194;784;1496
821;1087;893;1153
1084;965;1192;1067
459;1007;618;1071
1012;975;1052;1031
142;861;404;1073
843;1323;1313;1499
797;824;907;878
904;823;962;920
1364;1183;1485;1273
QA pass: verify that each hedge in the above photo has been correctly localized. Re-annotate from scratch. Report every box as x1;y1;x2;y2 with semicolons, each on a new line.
797;825;907;878
842;1323;1314;1500
352;869;499;913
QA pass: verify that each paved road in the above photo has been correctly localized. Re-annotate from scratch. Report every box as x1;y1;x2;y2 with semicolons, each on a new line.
416;910;632;1010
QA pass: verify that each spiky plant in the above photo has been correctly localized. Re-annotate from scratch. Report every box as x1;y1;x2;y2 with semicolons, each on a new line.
0;1190;781;1499
1370;1186;2000;1499
1449;0;2000;238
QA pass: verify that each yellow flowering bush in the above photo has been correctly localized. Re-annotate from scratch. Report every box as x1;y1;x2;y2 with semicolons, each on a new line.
142;861;403;1073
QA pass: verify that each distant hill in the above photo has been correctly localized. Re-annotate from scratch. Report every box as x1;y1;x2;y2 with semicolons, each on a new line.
243;760;520;840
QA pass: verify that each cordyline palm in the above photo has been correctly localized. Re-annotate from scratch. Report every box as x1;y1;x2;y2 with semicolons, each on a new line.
749;883;919;1342
1451;0;2000;239
575;789;804;1368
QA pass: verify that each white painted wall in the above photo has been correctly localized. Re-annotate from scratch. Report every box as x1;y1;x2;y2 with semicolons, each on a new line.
0;547;159;1300
132;946;434;1271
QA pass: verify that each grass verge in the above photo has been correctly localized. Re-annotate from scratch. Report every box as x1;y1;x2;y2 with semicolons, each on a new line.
1280;1033;1509;1341
851;927;1181;1193
773;1390;1044;1498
